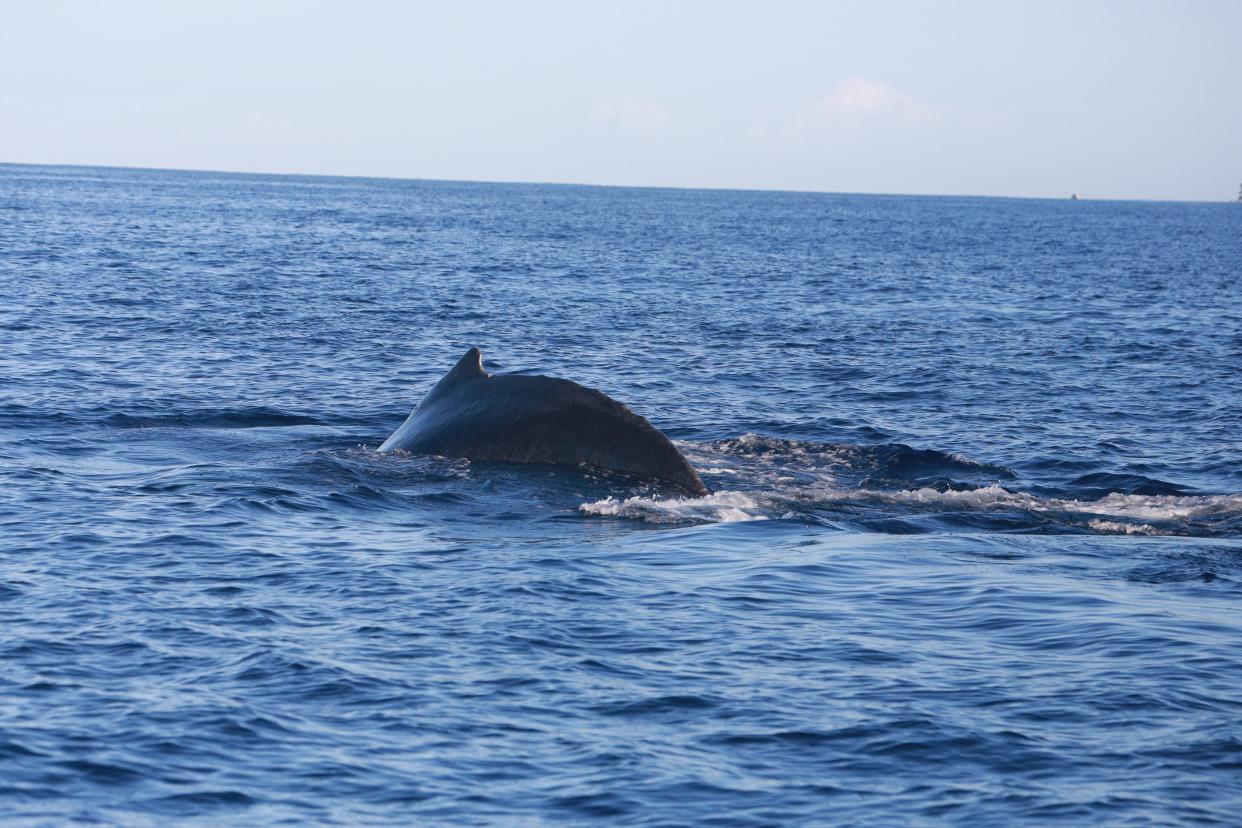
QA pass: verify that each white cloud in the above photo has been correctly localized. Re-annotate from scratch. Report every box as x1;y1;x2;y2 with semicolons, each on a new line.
592;97;671;134
812;77;931;124
749;77;935;149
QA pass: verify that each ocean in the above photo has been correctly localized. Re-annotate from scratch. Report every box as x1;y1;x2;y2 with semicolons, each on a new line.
1;162;1240;825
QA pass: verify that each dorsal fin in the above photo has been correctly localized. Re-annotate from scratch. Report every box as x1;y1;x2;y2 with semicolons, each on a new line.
446;347;487;381
429;346;487;391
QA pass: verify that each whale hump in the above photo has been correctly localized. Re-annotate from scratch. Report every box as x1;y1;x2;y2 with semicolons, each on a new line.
381;347;708;494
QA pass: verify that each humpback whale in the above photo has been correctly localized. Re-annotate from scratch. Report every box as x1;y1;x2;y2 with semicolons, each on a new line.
379;348;708;495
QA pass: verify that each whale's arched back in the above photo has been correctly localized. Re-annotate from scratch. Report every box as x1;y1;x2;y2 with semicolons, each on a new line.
379;348;708;495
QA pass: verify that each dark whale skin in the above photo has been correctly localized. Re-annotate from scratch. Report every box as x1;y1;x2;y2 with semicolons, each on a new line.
379;348;708;495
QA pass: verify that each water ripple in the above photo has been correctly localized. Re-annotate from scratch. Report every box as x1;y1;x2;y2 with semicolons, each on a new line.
1;164;1240;825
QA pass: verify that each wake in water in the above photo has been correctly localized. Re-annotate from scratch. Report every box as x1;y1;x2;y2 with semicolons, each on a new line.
579;435;1242;537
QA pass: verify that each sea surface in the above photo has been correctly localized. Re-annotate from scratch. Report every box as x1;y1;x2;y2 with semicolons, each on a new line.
1;163;1240;826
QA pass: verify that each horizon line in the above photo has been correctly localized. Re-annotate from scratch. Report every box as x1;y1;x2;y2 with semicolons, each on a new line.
0;159;1234;206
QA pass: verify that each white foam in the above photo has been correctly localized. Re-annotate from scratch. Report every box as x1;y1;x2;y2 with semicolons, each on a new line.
848;484;1242;523
803;484;1242;535
595;437;1242;533
581;480;1242;532
1087;519;1160;535
579;491;768;524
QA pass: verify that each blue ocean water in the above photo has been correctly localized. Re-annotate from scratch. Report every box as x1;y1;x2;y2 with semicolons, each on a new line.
1;162;1241;825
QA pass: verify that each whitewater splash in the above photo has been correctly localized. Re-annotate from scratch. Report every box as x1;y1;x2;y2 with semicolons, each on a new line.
580;482;1242;533
827;484;1242;535
581;437;1242;535
580;491;769;524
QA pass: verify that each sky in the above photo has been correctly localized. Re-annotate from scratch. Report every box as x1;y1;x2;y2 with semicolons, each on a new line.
1;0;1239;200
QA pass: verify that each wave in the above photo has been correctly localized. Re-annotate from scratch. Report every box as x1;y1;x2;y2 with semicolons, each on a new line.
1066;472;1197;497
581;435;1242;536
580;491;768;524
1087;519;1161;536
712;434;1012;471
580;482;1242;534
102;408;328;430
0;403;335;430
822;484;1242;532
691;434;1016;488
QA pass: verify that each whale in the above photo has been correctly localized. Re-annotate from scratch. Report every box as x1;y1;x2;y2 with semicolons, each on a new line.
379;347;708;495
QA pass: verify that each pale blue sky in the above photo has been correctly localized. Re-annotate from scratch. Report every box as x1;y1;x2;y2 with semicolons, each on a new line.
2;0;1238;199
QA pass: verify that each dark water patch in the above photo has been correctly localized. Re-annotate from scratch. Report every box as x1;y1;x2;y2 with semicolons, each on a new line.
0;740;45;759
1119;545;1242;587
153;789;257;807
103;408;327;430
58;759;145;785
700;435;1016;489
595;694;720;717
1068;471;1199;497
